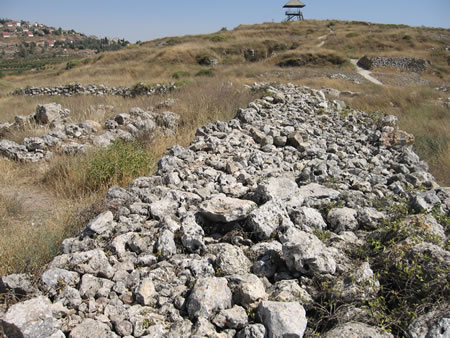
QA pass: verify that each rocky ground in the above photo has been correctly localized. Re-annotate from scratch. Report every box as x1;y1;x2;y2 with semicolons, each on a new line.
0;84;448;337
0;102;180;162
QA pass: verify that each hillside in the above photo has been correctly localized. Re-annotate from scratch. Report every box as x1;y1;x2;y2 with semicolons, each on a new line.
0;18;129;74
0;19;449;337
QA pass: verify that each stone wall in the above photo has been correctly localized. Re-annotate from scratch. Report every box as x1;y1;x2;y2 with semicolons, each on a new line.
10;82;177;97
0;84;448;338
357;56;429;72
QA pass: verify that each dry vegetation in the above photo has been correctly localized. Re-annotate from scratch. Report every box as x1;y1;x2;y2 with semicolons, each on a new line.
0;19;449;275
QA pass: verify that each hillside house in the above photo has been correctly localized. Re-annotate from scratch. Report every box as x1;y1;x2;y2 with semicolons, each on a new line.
45;40;55;47
26;31;34;37
0;24;3;28
22;27;29;32
7;21;20;27
66;37;74;44
2;32;11;38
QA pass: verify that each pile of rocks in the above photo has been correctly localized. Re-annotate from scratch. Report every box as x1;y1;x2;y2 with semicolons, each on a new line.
0;103;180;162
0;84;448;337
357;56;429;72
10;82;177;98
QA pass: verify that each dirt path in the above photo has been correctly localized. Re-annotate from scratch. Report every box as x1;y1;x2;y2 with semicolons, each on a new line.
350;59;384;85
316;28;335;48
0;182;58;224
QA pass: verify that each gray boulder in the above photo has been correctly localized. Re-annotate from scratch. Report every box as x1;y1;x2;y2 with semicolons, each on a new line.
282;230;337;275
323;322;393;337
408;309;450;338
86;211;114;235
236;324;266;338
247;199;293;240
134;278;156;306
290;206;327;230
69;318;118;338
0;296;64;338
0;273;36;296
256;177;301;203
327;207;358;233
199;194;257;222
212;305;248;329
181;214;206;253
298;183;340;201
41;268;80;297
35;103;65;124
68;249;115;279
227;274;267;309
257;301;307;338
208;243;252;276
187;277;232;319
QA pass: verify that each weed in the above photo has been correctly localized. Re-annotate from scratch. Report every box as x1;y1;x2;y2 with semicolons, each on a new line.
84;139;154;191
210;35;228;42
172;71;190;79
195;69;214;77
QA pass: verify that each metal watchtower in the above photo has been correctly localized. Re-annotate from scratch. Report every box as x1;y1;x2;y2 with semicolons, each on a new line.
284;0;306;21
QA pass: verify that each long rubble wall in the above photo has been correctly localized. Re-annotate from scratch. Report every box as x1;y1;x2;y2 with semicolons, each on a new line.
0;84;448;337
10;82;176;97
357;56;429;72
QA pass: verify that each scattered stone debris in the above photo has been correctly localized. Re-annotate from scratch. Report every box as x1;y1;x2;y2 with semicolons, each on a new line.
1;84;448;337
0;103;180;162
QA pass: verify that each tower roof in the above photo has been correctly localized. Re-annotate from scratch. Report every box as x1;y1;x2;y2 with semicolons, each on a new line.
283;0;305;8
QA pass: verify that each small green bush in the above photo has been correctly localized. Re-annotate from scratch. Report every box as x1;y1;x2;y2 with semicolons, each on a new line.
346;32;360;38
172;71;190;79
195;69;214;77
66;59;80;70
210;35;228;42
85;139;154;190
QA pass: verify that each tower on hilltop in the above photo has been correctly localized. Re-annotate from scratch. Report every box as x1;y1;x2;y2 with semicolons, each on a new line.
283;0;306;21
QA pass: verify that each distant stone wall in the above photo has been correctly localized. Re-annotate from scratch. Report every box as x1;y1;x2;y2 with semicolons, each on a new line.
10;82;176;97
357;56;429;72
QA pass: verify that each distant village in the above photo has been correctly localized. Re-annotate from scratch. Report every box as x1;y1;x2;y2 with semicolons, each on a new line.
0;19;129;60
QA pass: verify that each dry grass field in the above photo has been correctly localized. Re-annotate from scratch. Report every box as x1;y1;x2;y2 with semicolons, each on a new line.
0;19;449;275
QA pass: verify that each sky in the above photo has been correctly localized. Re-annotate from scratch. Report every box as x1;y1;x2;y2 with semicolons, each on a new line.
1;0;449;43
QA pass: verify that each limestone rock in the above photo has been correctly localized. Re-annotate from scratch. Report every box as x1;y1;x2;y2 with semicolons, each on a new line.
0;274;36;296
35;103;65;124
199;194;257;222
1;296;64;338
187;277;232;319
282;230;337;275
69;318;117;338
247;199;293;240
257;301;307;338
86;211;114;235
212;305;248;329
324;322;393;338
327;207;358;234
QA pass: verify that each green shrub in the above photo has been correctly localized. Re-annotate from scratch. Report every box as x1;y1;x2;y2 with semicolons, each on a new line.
210;35;228;42
346;32;360;38
65;59;80;70
195;69;214;77
172;71;190;79
85;139;154;190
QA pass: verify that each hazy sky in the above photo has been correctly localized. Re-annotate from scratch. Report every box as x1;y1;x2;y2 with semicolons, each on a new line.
1;1;449;42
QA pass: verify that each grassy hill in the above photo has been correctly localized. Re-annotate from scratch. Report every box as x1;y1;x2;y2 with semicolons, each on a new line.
0;19;449;277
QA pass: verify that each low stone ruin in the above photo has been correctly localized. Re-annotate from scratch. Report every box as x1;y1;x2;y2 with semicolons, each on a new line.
0;84;448;337
10;82;177;97
357;56;429;72
0;103;180;162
